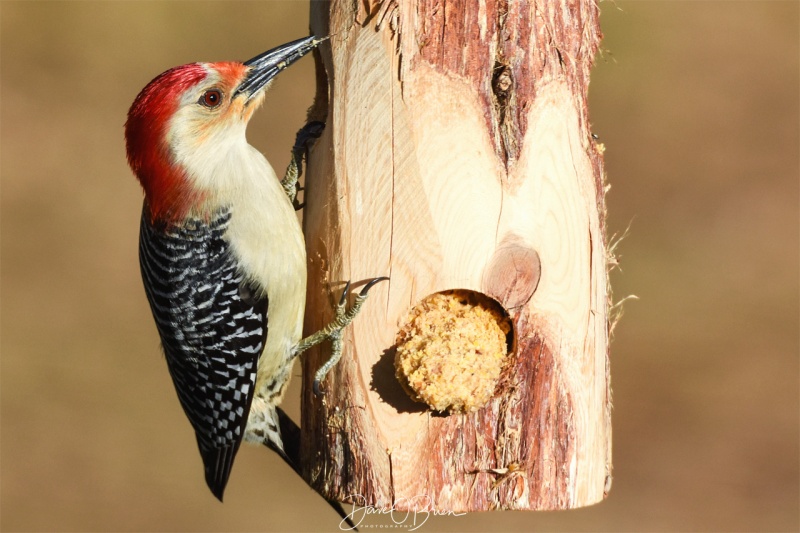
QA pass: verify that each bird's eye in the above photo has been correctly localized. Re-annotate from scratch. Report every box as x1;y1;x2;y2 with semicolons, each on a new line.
200;89;223;108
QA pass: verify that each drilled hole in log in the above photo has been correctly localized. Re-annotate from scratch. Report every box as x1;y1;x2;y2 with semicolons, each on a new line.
394;289;514;413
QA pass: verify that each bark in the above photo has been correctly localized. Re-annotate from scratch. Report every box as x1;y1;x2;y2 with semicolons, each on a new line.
300;0;611;512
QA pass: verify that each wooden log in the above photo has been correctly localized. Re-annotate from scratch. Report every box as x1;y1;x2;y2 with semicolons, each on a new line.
300;0;611;512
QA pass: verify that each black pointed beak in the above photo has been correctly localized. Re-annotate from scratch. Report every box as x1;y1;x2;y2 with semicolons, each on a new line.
235;36;326;100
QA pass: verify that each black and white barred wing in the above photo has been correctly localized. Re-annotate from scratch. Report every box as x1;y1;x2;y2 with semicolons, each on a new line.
138;208;267;500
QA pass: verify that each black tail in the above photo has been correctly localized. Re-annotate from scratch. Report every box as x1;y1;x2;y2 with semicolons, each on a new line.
199;441;239;502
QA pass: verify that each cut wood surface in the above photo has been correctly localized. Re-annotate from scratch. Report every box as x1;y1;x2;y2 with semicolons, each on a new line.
300;0;611;511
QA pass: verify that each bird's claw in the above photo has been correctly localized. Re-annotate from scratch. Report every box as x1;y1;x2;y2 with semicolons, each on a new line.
312;377;325;397
292;121;325;153
297;277;389;397
360;276;390;297
338;280;352;307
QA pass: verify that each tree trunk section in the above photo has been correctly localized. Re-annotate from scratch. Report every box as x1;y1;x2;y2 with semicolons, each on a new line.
301;0;611;512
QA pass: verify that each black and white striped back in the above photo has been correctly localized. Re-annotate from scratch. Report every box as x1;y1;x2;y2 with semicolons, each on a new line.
138;206;268;500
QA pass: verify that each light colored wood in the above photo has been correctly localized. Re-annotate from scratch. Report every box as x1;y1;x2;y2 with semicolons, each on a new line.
300;0;611;511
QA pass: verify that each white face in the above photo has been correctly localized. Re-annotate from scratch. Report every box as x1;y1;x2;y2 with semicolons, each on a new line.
165;64;268;209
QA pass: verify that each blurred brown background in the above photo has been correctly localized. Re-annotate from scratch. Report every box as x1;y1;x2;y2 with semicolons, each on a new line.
1;1;797;531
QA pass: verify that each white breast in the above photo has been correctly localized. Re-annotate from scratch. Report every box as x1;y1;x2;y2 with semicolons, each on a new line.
224;145;307;392
171;117;307;399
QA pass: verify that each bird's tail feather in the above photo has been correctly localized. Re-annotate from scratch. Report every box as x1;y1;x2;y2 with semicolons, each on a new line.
199;441;239;502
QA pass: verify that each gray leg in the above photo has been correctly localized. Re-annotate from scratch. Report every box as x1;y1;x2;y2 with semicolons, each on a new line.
293;277;389;395
282;121;325;209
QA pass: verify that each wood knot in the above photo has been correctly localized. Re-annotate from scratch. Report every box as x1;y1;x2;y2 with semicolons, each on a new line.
482;235;541;310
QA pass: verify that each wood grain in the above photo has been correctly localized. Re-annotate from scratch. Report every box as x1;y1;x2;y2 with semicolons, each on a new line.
300;0;610;511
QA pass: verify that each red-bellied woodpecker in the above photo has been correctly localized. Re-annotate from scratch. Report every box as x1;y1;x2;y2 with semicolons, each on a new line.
124;36;385;507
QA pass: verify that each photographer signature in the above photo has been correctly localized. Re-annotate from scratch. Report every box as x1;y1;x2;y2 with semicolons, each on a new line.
340;494;466;531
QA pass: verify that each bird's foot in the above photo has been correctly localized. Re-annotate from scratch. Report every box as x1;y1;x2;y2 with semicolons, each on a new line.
293;277;389;395
282;120;325;210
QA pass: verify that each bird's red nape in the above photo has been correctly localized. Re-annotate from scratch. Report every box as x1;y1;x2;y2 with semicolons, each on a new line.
125;63;208;223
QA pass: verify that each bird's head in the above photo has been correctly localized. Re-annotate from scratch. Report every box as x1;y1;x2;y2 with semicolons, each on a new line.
125;36;323;224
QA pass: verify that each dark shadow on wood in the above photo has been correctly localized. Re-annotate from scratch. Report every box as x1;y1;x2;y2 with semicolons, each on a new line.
370;345;428;414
